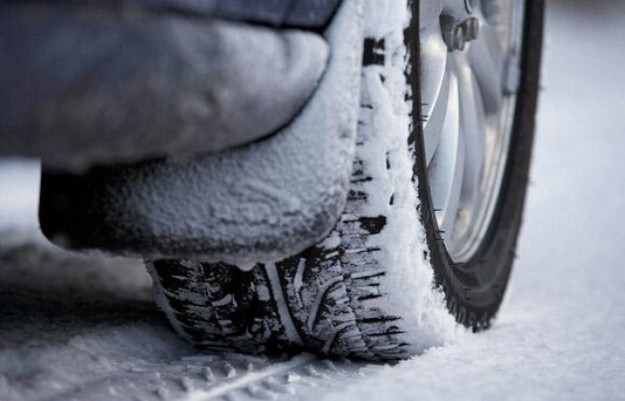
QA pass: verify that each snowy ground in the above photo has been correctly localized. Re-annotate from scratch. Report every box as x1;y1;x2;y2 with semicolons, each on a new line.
1;1;625;400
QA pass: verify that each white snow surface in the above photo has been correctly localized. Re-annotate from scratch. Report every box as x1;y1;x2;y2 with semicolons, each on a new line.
1;1;625;400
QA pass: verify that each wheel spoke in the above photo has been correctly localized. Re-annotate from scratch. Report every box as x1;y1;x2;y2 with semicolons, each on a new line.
457;55;487;218
439;132;465;240
424;70;450;166
468;22;506;114
428;71;466;239
420;22;448;133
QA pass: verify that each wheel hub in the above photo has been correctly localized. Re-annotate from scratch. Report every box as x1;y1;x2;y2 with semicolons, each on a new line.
441;17;480;51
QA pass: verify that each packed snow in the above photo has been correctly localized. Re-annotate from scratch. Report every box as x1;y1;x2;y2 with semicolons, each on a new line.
1;0;625;400
355;0;461;353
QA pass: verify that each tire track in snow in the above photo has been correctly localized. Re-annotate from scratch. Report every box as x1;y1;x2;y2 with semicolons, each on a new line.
180;353;317;401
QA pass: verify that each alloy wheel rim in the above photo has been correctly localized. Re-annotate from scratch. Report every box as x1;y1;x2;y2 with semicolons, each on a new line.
419;0;526;263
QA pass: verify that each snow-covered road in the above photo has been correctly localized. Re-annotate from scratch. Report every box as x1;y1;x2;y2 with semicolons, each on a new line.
1;1;625;400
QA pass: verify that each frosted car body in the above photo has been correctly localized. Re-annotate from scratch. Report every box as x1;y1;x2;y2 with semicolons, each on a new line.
37;0;364;266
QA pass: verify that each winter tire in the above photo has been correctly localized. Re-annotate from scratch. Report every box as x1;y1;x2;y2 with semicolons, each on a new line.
148;0;543;359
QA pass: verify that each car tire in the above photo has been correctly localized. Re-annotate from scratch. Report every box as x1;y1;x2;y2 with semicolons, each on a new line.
147;0;543;360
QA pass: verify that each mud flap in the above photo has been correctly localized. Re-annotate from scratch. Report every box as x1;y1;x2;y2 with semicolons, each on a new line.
39;0;365;266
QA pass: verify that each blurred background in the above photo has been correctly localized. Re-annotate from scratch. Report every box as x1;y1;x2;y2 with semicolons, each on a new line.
1;0;625;400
